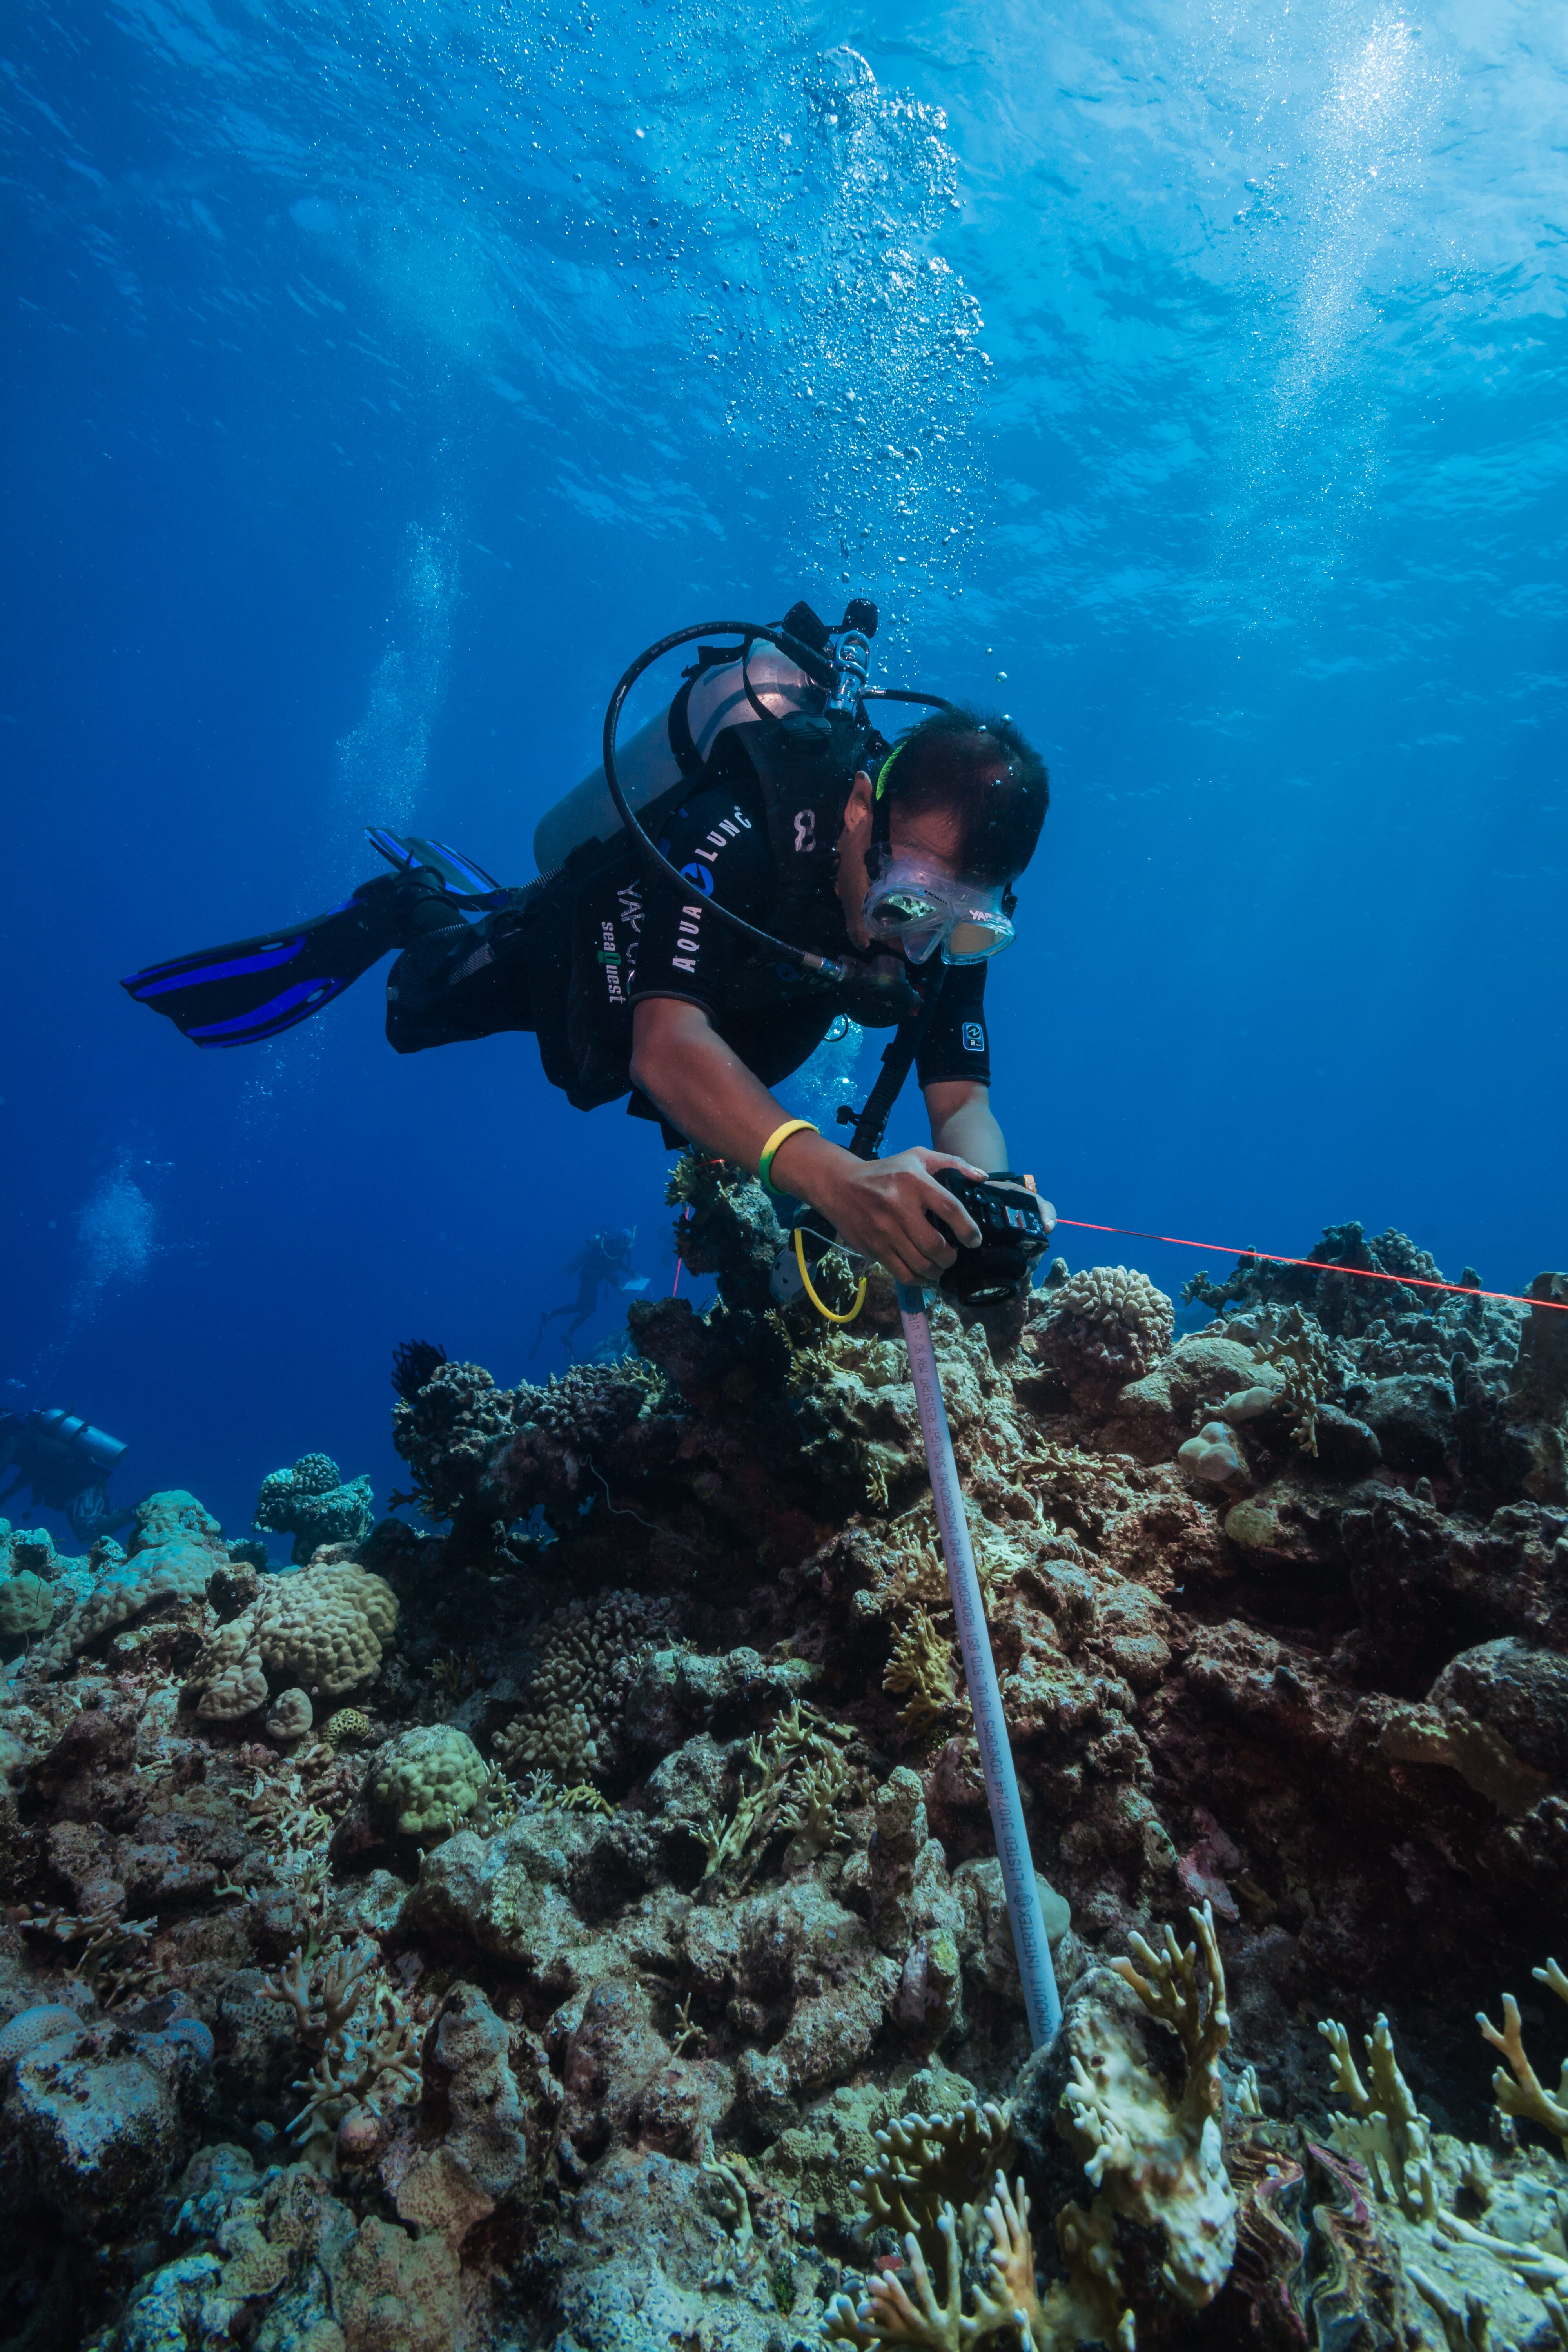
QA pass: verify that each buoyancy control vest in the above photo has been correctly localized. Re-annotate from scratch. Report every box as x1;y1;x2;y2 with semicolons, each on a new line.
524;642;883;1111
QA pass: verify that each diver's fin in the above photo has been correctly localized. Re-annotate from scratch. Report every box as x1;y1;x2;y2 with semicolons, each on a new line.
122;877;405;1049
365;828;507;909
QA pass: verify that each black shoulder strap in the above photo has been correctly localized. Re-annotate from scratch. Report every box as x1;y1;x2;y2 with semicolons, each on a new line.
845;972;947;1161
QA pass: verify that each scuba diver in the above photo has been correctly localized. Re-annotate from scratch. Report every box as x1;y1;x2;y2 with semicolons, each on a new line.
0;1408;133;1543
530;1227;649;1359
123;599;1053;1297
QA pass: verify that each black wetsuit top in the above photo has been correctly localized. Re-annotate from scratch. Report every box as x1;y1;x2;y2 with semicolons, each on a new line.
386;778;993;1133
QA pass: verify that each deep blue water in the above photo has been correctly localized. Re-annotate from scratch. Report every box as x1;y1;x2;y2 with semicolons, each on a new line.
4;0;1564;1545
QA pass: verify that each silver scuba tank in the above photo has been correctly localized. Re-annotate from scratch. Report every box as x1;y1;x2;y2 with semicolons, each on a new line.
532;644;818;875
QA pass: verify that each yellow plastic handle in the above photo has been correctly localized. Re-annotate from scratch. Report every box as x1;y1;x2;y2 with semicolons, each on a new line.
795;1225;867;1325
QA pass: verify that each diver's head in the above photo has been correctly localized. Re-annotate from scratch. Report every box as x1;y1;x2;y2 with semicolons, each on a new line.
834;706;1048;964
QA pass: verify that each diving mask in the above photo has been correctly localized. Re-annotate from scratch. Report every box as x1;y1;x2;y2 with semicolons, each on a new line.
862;855;1017;966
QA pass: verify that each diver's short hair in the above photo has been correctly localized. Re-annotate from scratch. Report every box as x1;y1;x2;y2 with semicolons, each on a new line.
882;705;1048;884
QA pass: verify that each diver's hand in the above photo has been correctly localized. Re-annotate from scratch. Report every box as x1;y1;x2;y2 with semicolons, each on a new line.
808;1147;987;1288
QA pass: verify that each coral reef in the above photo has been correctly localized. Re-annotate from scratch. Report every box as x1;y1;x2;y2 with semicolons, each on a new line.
1;1183;1565;2352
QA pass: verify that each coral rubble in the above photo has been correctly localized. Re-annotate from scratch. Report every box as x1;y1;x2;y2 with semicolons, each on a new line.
1;1171;1566;2352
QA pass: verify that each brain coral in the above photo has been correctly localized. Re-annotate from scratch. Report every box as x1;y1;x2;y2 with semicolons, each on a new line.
1050;1264;1175;1380
368;1724;488;1838
254;1453;376;1566
185;1555;398;1720
492;1589;677;1782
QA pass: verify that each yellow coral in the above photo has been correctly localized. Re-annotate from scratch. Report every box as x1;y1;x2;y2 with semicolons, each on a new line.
883;1609;965;1733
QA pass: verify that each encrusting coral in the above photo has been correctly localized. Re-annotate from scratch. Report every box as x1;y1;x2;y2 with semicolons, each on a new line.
0;1183;1565;2352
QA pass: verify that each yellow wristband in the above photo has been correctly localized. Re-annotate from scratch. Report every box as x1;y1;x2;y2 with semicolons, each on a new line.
757;1118;819;1199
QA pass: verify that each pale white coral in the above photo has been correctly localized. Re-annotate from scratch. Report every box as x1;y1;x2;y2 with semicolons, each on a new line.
1477;1956;1568;2154
1318;2011;1439;2219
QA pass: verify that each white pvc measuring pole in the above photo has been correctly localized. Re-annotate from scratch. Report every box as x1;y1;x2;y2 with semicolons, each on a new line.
897;1284;1062;2050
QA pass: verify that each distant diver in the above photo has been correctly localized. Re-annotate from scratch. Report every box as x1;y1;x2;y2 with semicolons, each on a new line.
0;1408;133;1543
530;1228;649;1359
122;599;1054;1299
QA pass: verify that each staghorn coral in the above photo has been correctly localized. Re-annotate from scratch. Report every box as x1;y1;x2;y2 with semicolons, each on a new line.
1318;2011;1439;2219
368;1723;488;1839
1058;1903;1237;2319
1047;1265;1174;1383
260;1945;419;2177
1478;1956;1568;2154
254;1452;375;1566
884;1608;966;1732
491;1587;676;1782
184;1553;398;1720
694;1700;855;1891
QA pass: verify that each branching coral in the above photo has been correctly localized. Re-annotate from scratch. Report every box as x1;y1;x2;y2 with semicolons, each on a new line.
1318;2012;1439;2219
20;1902;167;2011
1250;1303;1340;1455
1060;1904;1238;2317
1047;1266;1174;1382
261;1946;419;2176
695;1701;853;1891
1477;1957;1568;2154
826;2174;1060;2352
857;2100;1017;2265
492;1588;677;1783
884;1608;966;1733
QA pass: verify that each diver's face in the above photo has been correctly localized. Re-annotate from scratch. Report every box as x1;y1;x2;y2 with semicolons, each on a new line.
834;770;964;948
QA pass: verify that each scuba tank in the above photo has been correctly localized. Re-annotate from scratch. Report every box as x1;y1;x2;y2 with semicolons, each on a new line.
533;644;822;875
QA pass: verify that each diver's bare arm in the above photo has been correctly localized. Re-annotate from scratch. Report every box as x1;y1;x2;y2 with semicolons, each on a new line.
924;1079;1007;1171
630;997;985;1287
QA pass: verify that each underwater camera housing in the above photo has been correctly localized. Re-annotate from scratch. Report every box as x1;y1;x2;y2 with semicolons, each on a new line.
929;1171;1053;1305
771;1171;1051;1312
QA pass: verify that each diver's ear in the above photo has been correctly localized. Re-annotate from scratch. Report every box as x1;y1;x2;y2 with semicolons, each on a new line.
840;768;875;842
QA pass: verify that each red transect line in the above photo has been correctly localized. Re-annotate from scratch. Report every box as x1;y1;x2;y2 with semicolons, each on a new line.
1051;1218;1568;1314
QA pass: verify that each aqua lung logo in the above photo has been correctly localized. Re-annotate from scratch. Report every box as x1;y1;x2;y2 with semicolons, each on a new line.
962;1021;985;1053
668;806;750;976
672;906;703;973
793;809;815;853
